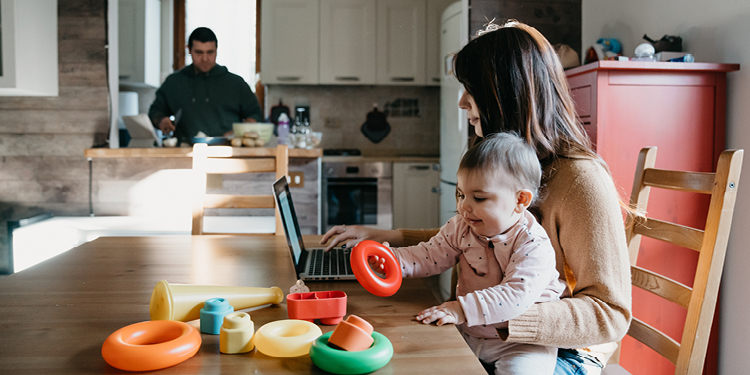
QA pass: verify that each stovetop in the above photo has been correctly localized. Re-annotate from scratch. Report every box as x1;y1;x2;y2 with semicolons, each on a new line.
323;148;362;156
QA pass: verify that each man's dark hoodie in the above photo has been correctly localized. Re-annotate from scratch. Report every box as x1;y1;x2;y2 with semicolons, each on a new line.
149;64;262;140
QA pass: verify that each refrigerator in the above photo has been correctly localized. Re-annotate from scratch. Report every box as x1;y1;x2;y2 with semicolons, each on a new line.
439;1;469;225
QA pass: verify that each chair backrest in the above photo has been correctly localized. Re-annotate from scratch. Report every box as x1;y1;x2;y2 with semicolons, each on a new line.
615;146;743;374
191;143;289;235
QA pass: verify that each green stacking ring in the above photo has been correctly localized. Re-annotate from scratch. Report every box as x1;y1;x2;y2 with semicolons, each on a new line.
309;331;393;374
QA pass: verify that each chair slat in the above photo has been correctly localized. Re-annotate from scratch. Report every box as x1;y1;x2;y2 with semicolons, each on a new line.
204;194;276;209
631;265;692;309
616;147;744;375
632;217;704;252
642;169;715;194
628;317;681;365
204;158;276;174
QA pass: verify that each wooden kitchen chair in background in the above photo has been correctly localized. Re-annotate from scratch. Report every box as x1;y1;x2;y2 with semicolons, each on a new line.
604;147;743;375
191;143;288;235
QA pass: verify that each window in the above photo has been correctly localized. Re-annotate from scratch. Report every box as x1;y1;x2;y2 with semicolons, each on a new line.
183;0;258;88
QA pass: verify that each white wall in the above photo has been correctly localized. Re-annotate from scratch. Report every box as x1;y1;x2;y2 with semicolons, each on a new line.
582;1;750;373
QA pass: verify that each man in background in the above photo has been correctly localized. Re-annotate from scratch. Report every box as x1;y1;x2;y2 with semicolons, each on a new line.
149;27;262;141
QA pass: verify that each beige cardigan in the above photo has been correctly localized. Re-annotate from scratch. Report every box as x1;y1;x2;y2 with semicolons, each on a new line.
402;157;632;361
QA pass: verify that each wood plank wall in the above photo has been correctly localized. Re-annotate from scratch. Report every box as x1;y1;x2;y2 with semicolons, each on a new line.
469;0;582;57
0;1;109;273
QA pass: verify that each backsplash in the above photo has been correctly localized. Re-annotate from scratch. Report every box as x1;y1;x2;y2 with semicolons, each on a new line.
265;85;440;157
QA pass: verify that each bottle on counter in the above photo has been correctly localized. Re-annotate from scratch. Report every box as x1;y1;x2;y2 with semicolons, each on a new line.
277;113;290;145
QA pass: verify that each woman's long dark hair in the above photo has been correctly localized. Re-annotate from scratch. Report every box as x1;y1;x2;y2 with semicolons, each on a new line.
454;21;598;169
454;21;638;215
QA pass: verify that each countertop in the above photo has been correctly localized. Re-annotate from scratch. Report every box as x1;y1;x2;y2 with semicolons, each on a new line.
322;155;440;163
84;147;322;158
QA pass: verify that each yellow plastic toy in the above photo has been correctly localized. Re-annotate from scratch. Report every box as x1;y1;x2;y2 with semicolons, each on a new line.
220;312;255;354
254;319;322;357
149;280;284;321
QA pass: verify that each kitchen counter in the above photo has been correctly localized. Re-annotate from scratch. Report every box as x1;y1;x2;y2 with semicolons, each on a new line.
83;147;322;234
85;147;322;158
322;155;439;163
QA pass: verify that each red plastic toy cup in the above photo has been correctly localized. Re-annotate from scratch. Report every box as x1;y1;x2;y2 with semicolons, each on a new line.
328;315;374;352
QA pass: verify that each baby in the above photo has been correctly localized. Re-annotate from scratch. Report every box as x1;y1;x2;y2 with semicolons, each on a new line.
376;133;567;374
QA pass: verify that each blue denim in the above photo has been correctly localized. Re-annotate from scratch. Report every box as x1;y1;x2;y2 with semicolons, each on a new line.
554;349;601;375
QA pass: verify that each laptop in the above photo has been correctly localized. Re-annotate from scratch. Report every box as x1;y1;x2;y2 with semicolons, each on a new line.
273;176;356;281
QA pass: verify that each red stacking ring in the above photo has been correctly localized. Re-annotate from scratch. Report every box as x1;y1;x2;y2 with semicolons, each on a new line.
351;240;402;297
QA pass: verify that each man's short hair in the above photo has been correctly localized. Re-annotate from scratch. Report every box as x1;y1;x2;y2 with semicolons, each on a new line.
188;27;217;49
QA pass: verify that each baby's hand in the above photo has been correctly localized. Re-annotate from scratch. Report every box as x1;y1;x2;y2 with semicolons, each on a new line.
366;242;391;274
416;301;465;326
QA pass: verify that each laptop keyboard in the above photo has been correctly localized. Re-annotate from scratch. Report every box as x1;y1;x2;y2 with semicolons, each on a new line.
308;248;353;276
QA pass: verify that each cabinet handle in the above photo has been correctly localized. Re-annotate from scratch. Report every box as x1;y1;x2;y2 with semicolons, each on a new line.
277;76;301;81
431;187;440;194
390;77;414;82
432;77;440;83
335;76;360;82
410;165;430;170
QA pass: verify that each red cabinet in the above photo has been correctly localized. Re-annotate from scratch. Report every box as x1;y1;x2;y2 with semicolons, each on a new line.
566;61;739;375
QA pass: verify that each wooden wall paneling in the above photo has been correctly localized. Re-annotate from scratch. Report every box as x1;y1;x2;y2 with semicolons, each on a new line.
0;135;105;156
58;0;106;17
468;0;582;56
0;110;109;134
0;87;109;110
59;63;108;86
0;0;109;274
0;157;89;181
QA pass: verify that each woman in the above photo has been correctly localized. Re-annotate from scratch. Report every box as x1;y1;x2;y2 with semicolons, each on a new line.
321;21;631;375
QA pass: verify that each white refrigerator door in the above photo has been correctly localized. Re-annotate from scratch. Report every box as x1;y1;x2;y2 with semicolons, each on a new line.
439;2;466;225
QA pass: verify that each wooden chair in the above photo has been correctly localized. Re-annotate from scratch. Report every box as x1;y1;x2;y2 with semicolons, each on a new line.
604;147;743;375
191;143;289;235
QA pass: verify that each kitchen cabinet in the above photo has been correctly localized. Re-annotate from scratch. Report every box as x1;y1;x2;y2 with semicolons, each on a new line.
260;0;319;84
0;0;58;96
261;0;451;86
393;162;440;229
319;0;376;85
566;60;739;375
119;0;161;87
426;0;459;86
376;0;426;85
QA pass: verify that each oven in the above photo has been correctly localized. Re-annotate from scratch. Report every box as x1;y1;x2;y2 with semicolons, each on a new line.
321;161;393;233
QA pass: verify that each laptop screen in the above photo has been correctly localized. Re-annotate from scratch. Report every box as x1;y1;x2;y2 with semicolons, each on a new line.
273;177;306;267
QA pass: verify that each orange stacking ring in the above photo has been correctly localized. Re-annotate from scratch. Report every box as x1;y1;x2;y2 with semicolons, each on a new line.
102;320;201;372
328;315;375;351
351;240;402;297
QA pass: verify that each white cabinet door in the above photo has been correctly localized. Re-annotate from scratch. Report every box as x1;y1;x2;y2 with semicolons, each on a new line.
393;162;440;229
426;0;459;86
119;0;161;87
320;0;376;85
260;0;319;85
376;0;426;85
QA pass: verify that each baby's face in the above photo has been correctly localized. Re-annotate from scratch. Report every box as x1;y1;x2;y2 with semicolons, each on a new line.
456;170;523;237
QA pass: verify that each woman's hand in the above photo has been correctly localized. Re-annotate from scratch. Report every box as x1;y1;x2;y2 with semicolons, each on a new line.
416;301;466;326
319;226;403;251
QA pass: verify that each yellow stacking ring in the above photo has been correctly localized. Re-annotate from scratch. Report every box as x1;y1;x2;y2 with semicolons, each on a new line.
254;319;322;357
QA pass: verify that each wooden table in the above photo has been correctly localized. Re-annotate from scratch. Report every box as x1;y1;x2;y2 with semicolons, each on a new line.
0;235;483;374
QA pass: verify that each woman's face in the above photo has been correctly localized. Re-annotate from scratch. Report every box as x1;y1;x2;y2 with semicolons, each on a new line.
459;90;482;137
